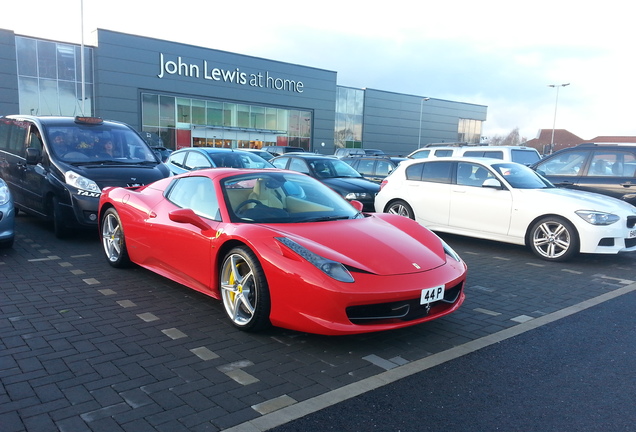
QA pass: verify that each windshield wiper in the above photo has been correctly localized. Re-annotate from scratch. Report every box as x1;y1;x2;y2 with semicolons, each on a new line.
299;215;352;222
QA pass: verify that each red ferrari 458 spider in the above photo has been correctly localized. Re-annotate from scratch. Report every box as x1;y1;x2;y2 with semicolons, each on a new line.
98;168;466;335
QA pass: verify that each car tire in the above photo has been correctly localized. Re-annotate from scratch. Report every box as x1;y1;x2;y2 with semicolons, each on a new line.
220;246;271;332
528;216;579;261
387;200;415;220
51;197;72;239
101;207;132;268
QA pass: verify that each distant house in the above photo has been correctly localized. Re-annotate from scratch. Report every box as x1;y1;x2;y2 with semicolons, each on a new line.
524;129;636;154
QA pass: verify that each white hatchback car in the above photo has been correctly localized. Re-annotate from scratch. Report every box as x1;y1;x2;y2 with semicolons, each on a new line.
375;158;636;261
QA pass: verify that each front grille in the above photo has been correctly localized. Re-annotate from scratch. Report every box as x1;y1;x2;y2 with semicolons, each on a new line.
625;237;636;248
346;282;463;325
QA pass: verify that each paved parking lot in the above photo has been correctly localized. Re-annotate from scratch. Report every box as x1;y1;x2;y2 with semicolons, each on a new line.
2;214;635;431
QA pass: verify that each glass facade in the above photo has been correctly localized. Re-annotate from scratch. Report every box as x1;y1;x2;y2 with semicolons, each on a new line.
458;118;482;144
15;36;94;117
334;86;364;149
141;92;312;151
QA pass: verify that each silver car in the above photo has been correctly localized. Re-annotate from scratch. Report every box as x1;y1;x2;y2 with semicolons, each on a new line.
0;177;15;248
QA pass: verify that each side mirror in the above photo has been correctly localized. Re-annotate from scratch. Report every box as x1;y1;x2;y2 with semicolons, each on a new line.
349;199;364;212
25;147;41;165
482;178;503;189
169;208;211;231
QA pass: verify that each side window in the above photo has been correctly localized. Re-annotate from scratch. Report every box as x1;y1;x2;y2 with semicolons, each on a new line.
184;152;212;170
29;130;44;150
411;150;430;159
271;157;289;169
587;152;615;176
357;160;375;175
169;151;186;168
482;151;504;159
376;160;392;176
0;119;11;152
2;120;29;155
536;150;589;176
457;162;495;186
421;161;453;184
434;149;453;157
289;158;310;174
405;163;424;180
462;151;485;158
167;177;220;220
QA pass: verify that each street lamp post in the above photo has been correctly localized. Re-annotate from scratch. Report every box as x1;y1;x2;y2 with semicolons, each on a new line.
418;97;430;148
548;83;570;154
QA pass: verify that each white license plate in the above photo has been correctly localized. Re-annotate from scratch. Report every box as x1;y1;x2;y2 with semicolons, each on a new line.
628;229;636;239
420;285;445;305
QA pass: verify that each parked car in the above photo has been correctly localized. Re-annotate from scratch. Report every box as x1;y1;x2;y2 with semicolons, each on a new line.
375;157;636;261
0;177;15;248
531;143;636;206
334;148;385;158
166;147;273;175
341;156;407;183
0;115;170;238
240;148;275;161
261;145;305;156
408;145;541;166
270;153;380;211
99;168;466;335
151;146;173;162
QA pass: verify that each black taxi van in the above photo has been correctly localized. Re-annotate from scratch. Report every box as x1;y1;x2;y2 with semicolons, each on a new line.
0;115;171;237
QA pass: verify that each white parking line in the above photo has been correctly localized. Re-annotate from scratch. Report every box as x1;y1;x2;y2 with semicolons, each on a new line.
224;282;636;432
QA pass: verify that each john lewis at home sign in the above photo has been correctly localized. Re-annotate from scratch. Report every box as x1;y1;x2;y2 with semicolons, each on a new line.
157;53;304;93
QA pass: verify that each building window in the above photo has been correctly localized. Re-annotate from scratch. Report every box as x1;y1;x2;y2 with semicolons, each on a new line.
141;92;312;151
335;86;363;149
458;118;483;144
15;36;94;116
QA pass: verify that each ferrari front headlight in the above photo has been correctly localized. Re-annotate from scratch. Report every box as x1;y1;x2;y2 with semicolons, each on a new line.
65;170;101;193
275;237;354;283
440;239;462;262
575;210;619;226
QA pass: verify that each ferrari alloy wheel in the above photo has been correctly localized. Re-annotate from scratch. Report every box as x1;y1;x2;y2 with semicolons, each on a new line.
529;216;579;262
220;246;271;331
387;200;414;220
101;208;131;268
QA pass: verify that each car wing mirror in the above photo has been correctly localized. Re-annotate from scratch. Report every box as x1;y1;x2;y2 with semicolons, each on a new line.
169;208;211;231
25;147;41;165
482;178;503;189
349;199;364;212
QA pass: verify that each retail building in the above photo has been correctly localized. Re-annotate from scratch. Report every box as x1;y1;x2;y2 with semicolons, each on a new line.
0;28;487;155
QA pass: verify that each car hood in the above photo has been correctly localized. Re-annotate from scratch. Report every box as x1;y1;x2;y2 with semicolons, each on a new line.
68;163;169;189
522;187;636;214
268;214;447;276
321;177;380;193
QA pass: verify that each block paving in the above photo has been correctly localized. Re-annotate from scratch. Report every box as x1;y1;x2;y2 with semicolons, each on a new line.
1;214;635;431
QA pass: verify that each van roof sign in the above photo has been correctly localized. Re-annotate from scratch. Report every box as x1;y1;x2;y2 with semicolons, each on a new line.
74;116;103;125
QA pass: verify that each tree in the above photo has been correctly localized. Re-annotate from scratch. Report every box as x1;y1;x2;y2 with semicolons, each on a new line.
486;128;527;146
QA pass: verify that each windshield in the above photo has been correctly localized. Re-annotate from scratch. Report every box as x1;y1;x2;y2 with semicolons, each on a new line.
208;151;273;169
222;172;362;223
492;163;553;189
310;158;362;178
44;123;158;164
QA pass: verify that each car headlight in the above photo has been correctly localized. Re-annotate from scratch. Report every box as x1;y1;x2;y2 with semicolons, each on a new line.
344;192;371;200
440;239;462;262
575;210;620;226
65;170;101;192
0;184;11;205
275;237;354;283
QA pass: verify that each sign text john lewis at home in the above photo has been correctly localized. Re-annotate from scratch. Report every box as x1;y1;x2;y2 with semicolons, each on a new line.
157;53;304;93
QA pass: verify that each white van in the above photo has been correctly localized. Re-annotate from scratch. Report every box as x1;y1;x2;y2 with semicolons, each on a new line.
408;145;541;166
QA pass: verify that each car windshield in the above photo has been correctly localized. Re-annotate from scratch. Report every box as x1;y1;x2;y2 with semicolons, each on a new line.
44;123;158;164
222;172;362;223
492;163;553;189
208;151;273;169
310;159;362;178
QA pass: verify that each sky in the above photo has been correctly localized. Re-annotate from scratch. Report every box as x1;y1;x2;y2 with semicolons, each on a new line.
2;0;635;141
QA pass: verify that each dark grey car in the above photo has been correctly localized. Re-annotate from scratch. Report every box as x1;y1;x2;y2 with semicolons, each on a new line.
531;143;636;206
